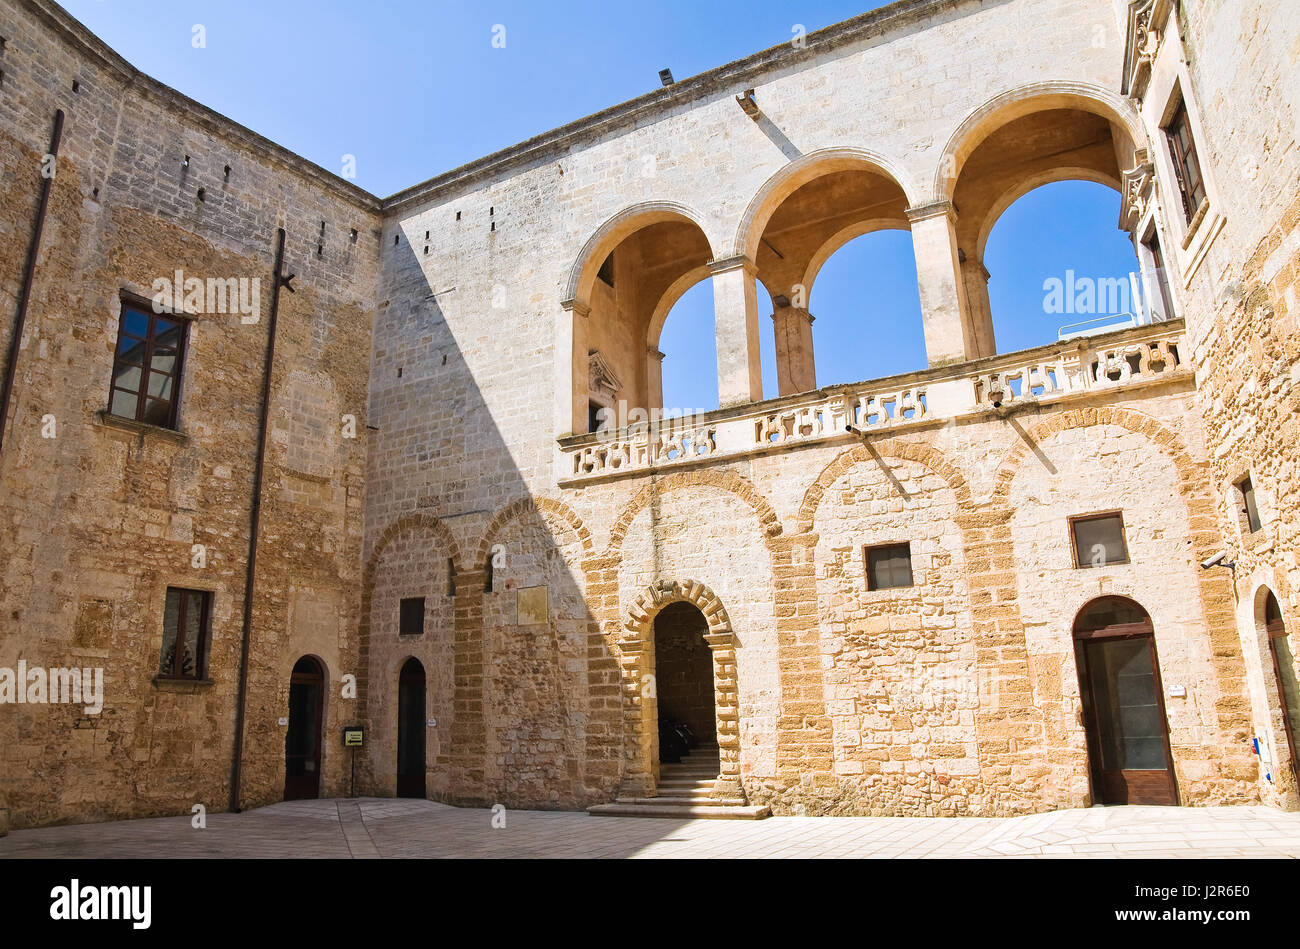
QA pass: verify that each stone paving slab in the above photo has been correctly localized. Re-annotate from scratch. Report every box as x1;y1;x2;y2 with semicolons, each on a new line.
0;799;1297;859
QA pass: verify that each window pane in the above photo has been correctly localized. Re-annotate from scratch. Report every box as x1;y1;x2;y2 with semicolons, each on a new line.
151;350;176;374
147;370;173;399
122;308;150;338
117;334;146;362
867;543;913;590
109;389;138;418
141;398;171;427
160;589;181;675
180;592;204;677
112;362;142;393
400;597;425;635
1086;638;1167;771
1073;515;1127;567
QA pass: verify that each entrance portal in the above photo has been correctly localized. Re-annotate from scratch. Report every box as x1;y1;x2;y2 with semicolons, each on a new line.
396;657;427;798
284;655;325;800
1073;597;1178;805
1264;592;1300;790
652;601;716;764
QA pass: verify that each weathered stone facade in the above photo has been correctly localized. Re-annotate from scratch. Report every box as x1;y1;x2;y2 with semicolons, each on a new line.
1;0;1297;829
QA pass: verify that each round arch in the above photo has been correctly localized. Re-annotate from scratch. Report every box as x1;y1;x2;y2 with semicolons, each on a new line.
617;578;744;798
604;468;783;557
474;495;594;570
933;81;1145;201
975;167;1123;260
799;217;912;301
564;201;717;307
647;264;713;350
730;147;918;262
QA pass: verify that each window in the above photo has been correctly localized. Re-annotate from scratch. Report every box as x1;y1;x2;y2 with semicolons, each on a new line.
484;554;494;593
1142;232;1176;321
399;597;425;636
1237;477;1262;533
1071;512;1130;568
159;588;211;680
865;543;913;591
446;558;456;597
110;300;188;429
1164;99;1206;222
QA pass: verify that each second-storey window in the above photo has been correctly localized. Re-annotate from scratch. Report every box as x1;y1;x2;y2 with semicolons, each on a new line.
1164;99;1206;223
159;587;211;680
109;300;187;429
1071;512;1130;568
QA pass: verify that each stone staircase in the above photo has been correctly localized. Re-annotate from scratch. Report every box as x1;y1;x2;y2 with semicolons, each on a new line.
588;744;771;820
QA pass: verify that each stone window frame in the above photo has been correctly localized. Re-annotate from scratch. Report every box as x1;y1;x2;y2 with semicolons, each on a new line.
1141;22;1225;284
1068;510;1131;570
1228;468;1270;541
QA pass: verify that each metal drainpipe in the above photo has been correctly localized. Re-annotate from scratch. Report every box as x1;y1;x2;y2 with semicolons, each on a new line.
230;226;294;812
0;109;65;456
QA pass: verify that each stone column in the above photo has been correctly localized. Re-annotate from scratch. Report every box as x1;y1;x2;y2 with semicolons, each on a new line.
709;256;763;407
906;200;978;367
646;347;665;413
960;255;996;358
556;299;590;435
772;302;817;396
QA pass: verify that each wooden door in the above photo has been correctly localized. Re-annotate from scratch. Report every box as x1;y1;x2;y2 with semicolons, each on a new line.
396;658;426;798
1074;598;1178;806
284;656;325;800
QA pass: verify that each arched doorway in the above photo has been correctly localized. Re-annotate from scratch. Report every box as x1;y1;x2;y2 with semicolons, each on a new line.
284;656;325;800
1072;596;1178;805
1263;591;1300;789
396;657;427;798
652;601;717;764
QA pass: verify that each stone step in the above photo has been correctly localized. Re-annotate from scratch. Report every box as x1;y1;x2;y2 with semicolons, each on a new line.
660;767;720;778
656;779;717;790
588;802;771;820
615;796;749;807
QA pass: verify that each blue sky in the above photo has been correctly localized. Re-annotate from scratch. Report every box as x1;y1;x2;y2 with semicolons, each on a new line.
62;0;1141;411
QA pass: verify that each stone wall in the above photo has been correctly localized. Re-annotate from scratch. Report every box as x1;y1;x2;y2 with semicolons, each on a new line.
0;0;381;826
2;0;1297;827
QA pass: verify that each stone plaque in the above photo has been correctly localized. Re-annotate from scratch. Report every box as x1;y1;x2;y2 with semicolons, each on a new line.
517;585;548;626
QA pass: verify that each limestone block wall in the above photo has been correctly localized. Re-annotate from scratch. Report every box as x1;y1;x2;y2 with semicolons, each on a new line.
0;0;381;826
1132;0;1300;807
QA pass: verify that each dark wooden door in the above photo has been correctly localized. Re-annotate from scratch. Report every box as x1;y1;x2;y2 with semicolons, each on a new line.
396;658;426;798
284;656;325;800
1074;600;1178;806
1266;598;1300;790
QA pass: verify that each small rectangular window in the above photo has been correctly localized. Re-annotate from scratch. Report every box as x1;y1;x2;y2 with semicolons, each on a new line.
159;588;211;679
1164;98;1207;223
399;597;425;636
1071;512;1130;568
110;299;188;429
1142;232;1176;321
865;542;913;591
1238;477;1262;533
446;558;456;597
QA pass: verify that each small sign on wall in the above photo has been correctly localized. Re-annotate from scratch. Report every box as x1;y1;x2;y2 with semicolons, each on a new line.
342;726;364;747
517;585;548;626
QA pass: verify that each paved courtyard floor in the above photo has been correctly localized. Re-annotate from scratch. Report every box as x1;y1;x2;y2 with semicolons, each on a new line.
2;799;1298;858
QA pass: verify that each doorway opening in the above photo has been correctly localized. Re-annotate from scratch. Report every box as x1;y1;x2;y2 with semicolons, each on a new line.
652;601;717;775
397;657;427;798
284;655;325;800
1072;596;1178;805
1264;591;1300;790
